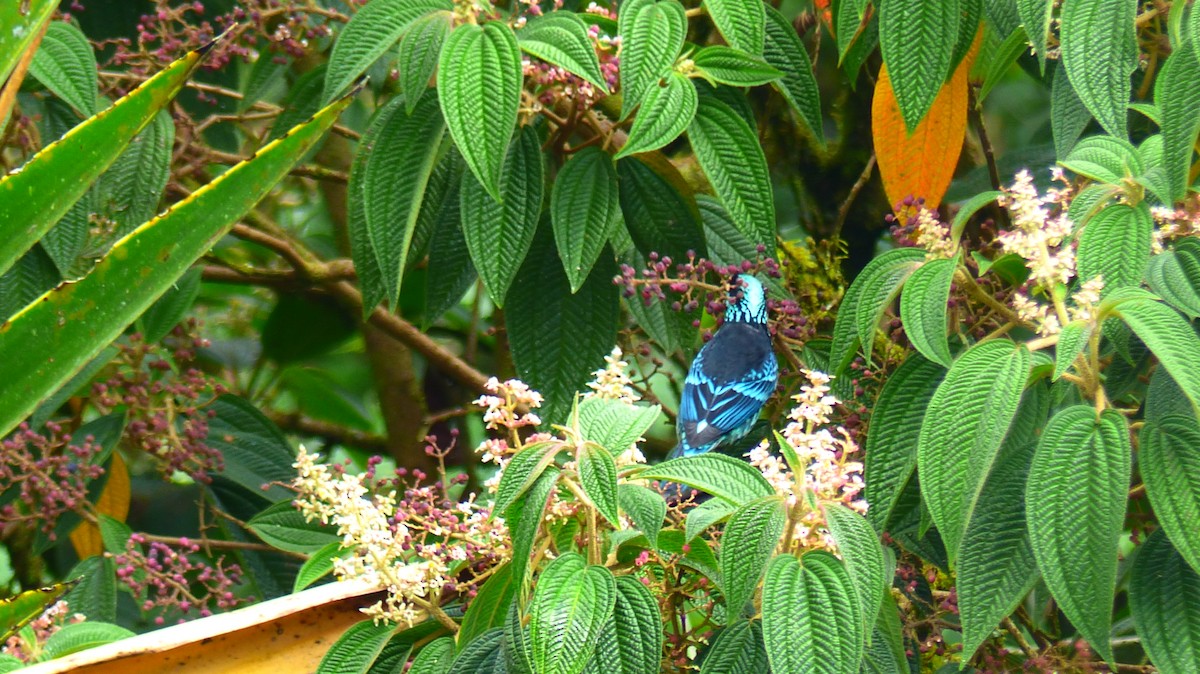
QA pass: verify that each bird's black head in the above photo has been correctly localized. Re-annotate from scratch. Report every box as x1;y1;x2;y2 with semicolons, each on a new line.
724;274;768;324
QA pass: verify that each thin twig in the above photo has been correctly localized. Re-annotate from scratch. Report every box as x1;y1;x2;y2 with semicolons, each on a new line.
833;154;875;241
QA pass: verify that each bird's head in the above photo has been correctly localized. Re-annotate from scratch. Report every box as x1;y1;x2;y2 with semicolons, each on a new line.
724;274;768;324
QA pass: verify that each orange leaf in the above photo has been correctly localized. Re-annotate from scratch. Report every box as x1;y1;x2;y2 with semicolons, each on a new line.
70;452;131;559
873;26;981;212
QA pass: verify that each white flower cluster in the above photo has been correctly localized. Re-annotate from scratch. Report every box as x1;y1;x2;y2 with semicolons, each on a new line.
915;207;958;260
585;346;641;404
996;169;1076;289
474;377;544;430
1151;205;1200;253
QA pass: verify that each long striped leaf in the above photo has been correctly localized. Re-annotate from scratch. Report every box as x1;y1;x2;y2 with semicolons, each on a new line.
0;0;57;87
1131;530;1200;674
762;552;863;674
1059;0;1137;138
878;0;959;130
551;146;622;291
618;0;687;119
1140;415;1200;576
720;496;786;617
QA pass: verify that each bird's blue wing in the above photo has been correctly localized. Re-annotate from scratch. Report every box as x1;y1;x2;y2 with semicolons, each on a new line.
677;351;777;455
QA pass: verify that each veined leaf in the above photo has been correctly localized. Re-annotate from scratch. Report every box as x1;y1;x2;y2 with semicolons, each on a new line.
1076;202;1152;294
1053;320;1091;381
530;553;616;674
0;42;206;278
853;247;927;365
423;153;474;326
619;0;687;118
899;257;957;367
949;0;982;73
1061;134;1143;185
978;24;1028;103
632;453;774;506
702;0;765;54
1130;530;1200;674
398;11;452;113
248;501;339;553
1026;406;1130;663
494;441;563;516
99;109;174;242
1051;61;1092;159
460;124;544;306
686;497;735;543
1106;294;1200;413
698;620;769;674
616;155;706;259
618;483;666;549
293;541;343;592
824;503;887;634
316;620;396;674
687;97;775;250
362;93;445;307
579;442;620;527
1059;0;1137;138
459;564;516;647
438;21;523;201
1140;415;1200;576
39;622;134;661
1146;250;1200;320
0;0;56;88
348;101;394;314
28;21;97;117
720;496;786;617
239;52;291;112
1016;0;1054;71
578;397;661;459
864;353;946;532
762;5;822;143
611;576;663;674
691;46;781;86
616;71;697;159
519;12;609;93
507;468;561;588
878;0;959;131
917;339;1030;565
448;628;505;673
321;0;451;103
410;636;456;674
0;580;78;642
63;555;117;624
1155;40;1200;203
0;81;352;439
551;146;622;291
762;551;863;674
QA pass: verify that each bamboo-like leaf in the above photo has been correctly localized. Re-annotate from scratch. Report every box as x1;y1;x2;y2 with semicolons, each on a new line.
0;0;57;87
551;146;622;291
762;5;822;143
702;0;765;54
530;554;616;674
878;0;959;131
720;496;786;617
1140;415;1200;576
1155;40;1200;202
762;552;863;674
899;257;956;367
632;453;774;506
0;84;353;438
398;11;452;113
1026;406;1130;663
519;12;609;93
1130;530;1200;674
0;580;78;642
0;42;207;278
1059;0;1137;138
28;21;97;117
618;0;687;118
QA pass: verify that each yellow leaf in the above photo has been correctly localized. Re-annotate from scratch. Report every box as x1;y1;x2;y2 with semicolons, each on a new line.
70;453;131;559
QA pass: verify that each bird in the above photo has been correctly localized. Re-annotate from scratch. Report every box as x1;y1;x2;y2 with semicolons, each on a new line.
669;274;778;459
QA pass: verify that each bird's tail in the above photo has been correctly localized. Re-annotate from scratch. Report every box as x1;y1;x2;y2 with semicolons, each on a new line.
666;443;686;461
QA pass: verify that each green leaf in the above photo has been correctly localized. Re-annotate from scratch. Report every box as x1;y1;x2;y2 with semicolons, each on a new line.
1077;203;1152;293
698;620;769;674
1051;65;1093;159
619;0;687;118
685;496;735;546
578;397;661;458
1061;134;1143;185
605;576;663;674
1053;320;1091;381
0;581;77;643
317;620;396;674
438;21;523;201
28;21;97;117
507;226;619;425
1140;415;1200;576
461;125;544;306
460;563;516;647
691;46;781;86
616;155;706;260
1147;250;1200;320
423;162;474;325
0;0;56;88
853;247;927;366
530;553;617;674
494;441;563;516
551;146;622;291
63;555;117;624
240;53;291;112
720;496;786;617
40;622;134;661
702;0;765;54
361;93;445;307
762;551;863;674
1130;530;1200;674
617;483;666;549
762;5;822;142
949;190;1002;245
616;71;697;159
248;501;339;553
1155;40;1200;202
899;257;957;367
293;541;343;592
410;636;457;674
347;102;392;314
321;0;451;103
1016;0;1053;71
632;453;774;506
262;294;356;364
519;12;609;93
687;97;775;250
97;514;131;555
0;44;205;278
878;0;959;130
864;352;945;530
958;435;1040;662
824;503;886;634
1059;0;1137;138
398;11;452;113
1107;295;1200;414
579;442;620;527
1026;406;1130;663
138;266;201;343
448;627;506;673
507;467;561;588
269;64;327;141
205;394;296;502
978;24;1029;103
0;86;351;439
917;340;1030;565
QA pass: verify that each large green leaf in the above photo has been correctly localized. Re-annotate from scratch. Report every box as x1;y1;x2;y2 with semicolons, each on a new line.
691;46;781;86
459;563;517;647
438;21;523;201
448;628;507;673
38;622;135;661
1147;249;1200;320
321;0;451;103
864;353;945;532
606;576;663;674
824;504;886;634
507;467;560;588
917;339;1030;565
632;453;774;506
687;97;775;250
361;93;445;307
347;102;390;313
1155;40;1200;202
551;146;622;291
878;0;959;130
63;555;117;624
28;21;97;117
0;83;352;438
410;636;456;674
0;0;56;88
316;620;397;674
1130;530;1200;674
247;500;339;553
618;0;687;118
852;247;927;366
1026;406;1130;663
1059;0;1137;138
494;441;563;516
398;11;452;113
530;553;617;674
578;442;620;527
423;154;473;326
698;620;769;674
617;483;666;550
1061;135;1143;186
616;155;706;259
1016;0;1053;71
762;5;822;142
1076;202;1152;293
899;257;956;367
0;43;206;278
1140;415;1200;576
519;12;609;93
1107;293;1200;413
702;0;765;54
205;394;297;502
616;71;697;159
461;124;544;306
98;109;174;242
1051;65;1092;159
762;552;863;674
578;397;662;459
720;496;787;617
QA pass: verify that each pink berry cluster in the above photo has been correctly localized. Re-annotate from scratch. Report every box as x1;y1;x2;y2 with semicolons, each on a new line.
112;533;245;625
0;422;107;538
